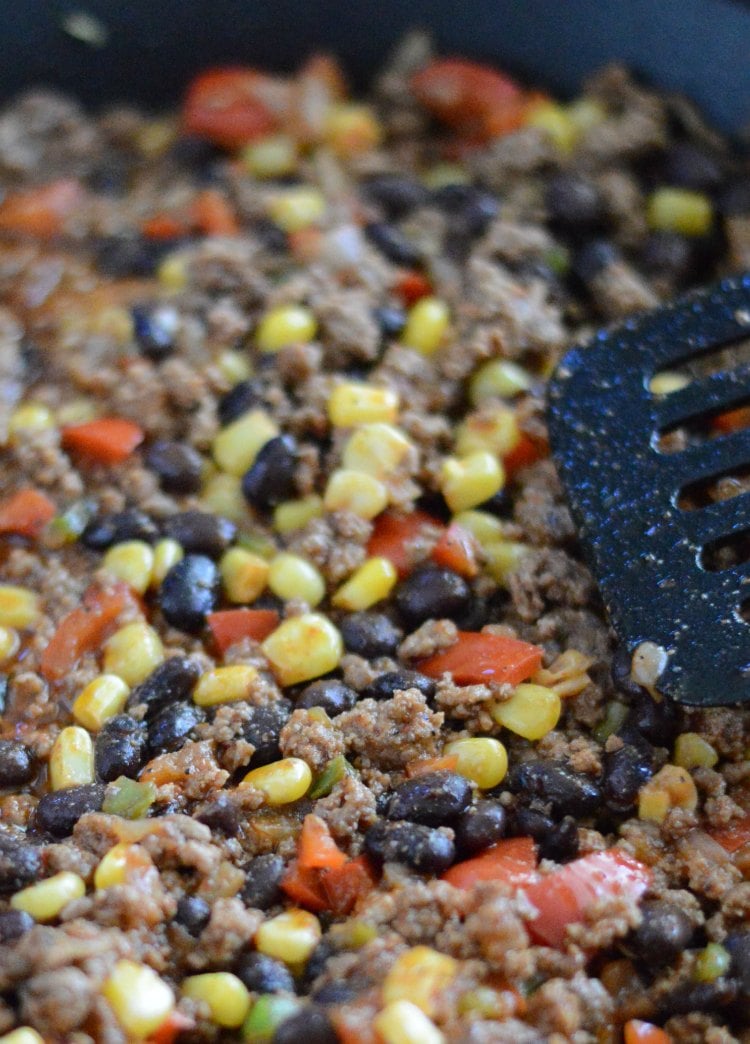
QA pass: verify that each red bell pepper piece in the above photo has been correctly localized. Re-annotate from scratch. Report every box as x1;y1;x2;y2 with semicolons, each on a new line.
41;582;134;682
503;432;547;480
321;855;377;916
624;1020;673;1044
62;417;144;465
207;609;280;654
366;510;442;578
710;813;750;853
142;213;189;240
0;178;83;238
0;488;56;539
394;270;432;307
419;631;543;685
406;754;459;778
183;68;281;149
431;523;479;578
298;814;348;871
280;859;328;912
148;1011;196;1044
442;836;538;890
191;189;240;236
411;59;528;142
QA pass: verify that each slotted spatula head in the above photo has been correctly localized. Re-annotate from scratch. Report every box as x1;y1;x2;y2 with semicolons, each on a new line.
547;272;750;707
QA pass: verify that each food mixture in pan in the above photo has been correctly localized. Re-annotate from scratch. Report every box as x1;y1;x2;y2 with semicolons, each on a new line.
0;31;749;1044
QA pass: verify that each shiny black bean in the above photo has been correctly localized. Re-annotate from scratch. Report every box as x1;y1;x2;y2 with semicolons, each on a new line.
662;143;723;191
610;645;645;698
571;239;620;285
657;978;737;1018
242;702;292;768
628;900;694;966
641;232;694;280
160;554;220;633
312;980;363;1005
0;836;42;893
0;677;7;717
545;173;605;229
35;784;105;839
241;853;286;910
128;657;201;718
87;154;132;195
175;895;211;935
296;679;357;717
512;805;579;861
395;565;472;628
235;951;295;994
603;744;654;813
0;741;36;787
434;184;499;235
144;441;203;494
241;435;298;510
362;174;429;218
505;761;602;818
622;691;680;747
724;931;750;997
273;1007;337;1044
339;612;401;659
364;222;422;267
454;800;507;856
161;511;235;558
363;669;436;702
301;938;338;986
147;701;205;756
373;305;406;338
386;771;472;826
0;909;34;942
170;134;221;169
196;794;240;835
218;379;265;426
718;178;750;216
364;820;455;874
132;304;179;360
254;218;288;253
95;715;148;781
81;508;159;550
95;235;169;277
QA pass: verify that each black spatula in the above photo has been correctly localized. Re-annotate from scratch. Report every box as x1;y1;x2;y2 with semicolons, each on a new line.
547;272;750;706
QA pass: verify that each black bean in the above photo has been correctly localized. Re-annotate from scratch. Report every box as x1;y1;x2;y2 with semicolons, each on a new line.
364;820;455;874
602;744;654;814
95;235;169;277
218;379;266;426
362;174;429;218
539;815;579;862
433;184;499;236
454;800;506;856
718;178;750;216
641;232;694;280
95;715;148;781
296;679;357;717
0;908;34;942
386;771;472;827
505;761;602;818
161;511;236;558
571;239;620;285
273;1007;337;1044
87;154;132;195
395;565;472;628
35;783;105;839
195;794;240;835
128;657;201;718
241;435;298;510
628;900;694;966
175;895;211;935
147;701;205;756
724;931;750;997
480;489;513;517
622;691;680;747
662;143;723;191
657;978;736;1018
0;741;36;787
363;669;436;702
373;305;406;338
160;554;220;633
545;173;605;230
339;612;401;659
241;853;286;910
312;980;363;1005
254;218;288;253
235;951;295;994
364;222;422;267
0;677;7;716
0;836;42;893
81;508;159;550
144;441;203;494
242;702;292;768
302;938;339;986
132;304;179;360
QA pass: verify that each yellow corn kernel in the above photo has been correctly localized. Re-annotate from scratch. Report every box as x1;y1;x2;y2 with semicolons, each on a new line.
158;252;188;291
374;1000;445;1044
182;973;251;1028
102;540;154;595
328;383;399;427
638;764;698;823
255;909;322;964
445;737;508;790
193;664;258;707
212;407;279;477
567;97;607;133
242;134;298;179
217;348;252;385
441;452;504;513
649;371;691;396
262;612;343;686
241;757;312;804
674;732;719;770
8;403;54;440
256;304;318;353
136;117;177;158
150;538;184;587
11;871;85;922
104;621;164;687
0;626;20;664
102;959;175;1039
526;100;579;152
73;674;129;732
90;305;135;343
383;946;457;1017
0;1029;44;1044
325;102;383;156
220;547;270;604
268;553;325;607
342;422;415;480
456;409;520;459
452;510;505;546
273;494;323;534
268;188;325;233
484;540;530;584
56;397;98;427
49;726;94;790
647;188;713;237
324;469;388;519
332;556;397;611
533;649;593;699
423;162;471;190
0;586;40;629
401;297;450;356
492;683;561;741
200;472;248;522
470;358;532;405
93;842;152;889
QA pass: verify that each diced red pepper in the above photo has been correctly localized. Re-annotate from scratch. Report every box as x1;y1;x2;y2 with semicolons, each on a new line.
183;68;281;149
321;855;378;916
442;836;538;890
0;488;56;539
61;417;144;465
41;582;134;682
394;270;432;307
411;59;528;143
288;227;323;262
298;814;348;871
0;178;84;238
280;859;328;911
148;1011;196;1044
142;213;189;240
710;813;750;853
191;188;240;236
207;609;280;654
366;510;442;579
406;754;459;778
431;523;479;578
623;1020;673;1044
419;631;543;686
503;432;547;480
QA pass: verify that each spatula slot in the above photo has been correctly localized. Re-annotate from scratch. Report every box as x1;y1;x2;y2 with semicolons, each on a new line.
677;466;750;511
653;361;750;437
699;530;750;572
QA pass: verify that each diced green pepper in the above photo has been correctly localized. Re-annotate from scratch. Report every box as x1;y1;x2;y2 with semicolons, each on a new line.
102;776;156;819
242;995;300;1042
309;755;355;800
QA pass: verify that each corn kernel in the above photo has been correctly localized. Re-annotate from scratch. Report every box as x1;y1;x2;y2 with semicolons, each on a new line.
104;621;164;686
267;553;325;607
255;908;322;964
72;674;129;731
217;348;252;385
342;422;415;480
182;972;251;1028
441;452;504;513
213;407;279;476
193;664;258;707
150;538;184;587
324;468;388;519
11;871;85;921
241;757;312;804
102;959;175;1039
273;495;323;534
49;725;94;790
158;252;188;290
0;626;20;664
401;297;450;356
649;371;691;396
262;612;343;686
445;737;508;790
102;540;154;595
200;472;248;521
456;409;520;458
374;1000;445;1044
674;732;719;770
422;163;470;189
94;842;151;889
53;395;95;426
694;943;731;983
268;188;325;233
452;510;505;546
89;305;135;343
0;1029;44;1044
526;100;578;152
332;556;397;611
220;547;270;604
256;304;318;354
243;134;298;178
533;649;593;699
8;403;54;440
638;764;698;823
136;117;177;157
567;97;607;133
484;540;529;584
383;946;457;1017
0;586;40;629
325;102;383;156
328;383;399;427
470;359;532;405
647;188;713;237
492;683;561;741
